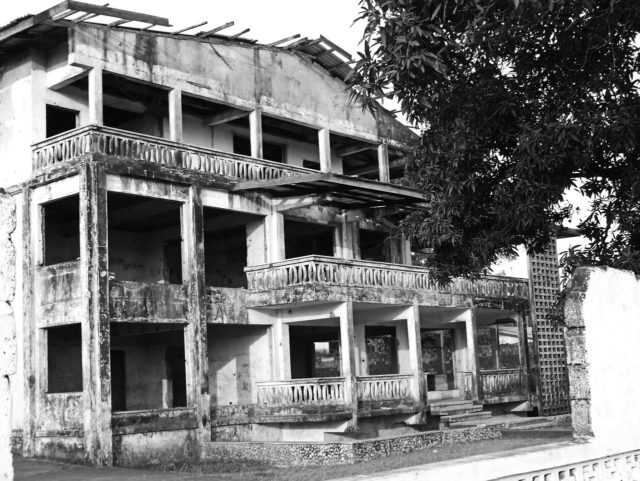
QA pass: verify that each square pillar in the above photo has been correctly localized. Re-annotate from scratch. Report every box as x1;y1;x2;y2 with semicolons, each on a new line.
168;89;183;143
337;300;358;428
181;186;210;441
250;108;263;158
272;318;291;380
377;143;390;183
405;302;425;407
79;162;111;466
88;67;103;126
265;208;285;262
464;308;481;401
318;128;332;173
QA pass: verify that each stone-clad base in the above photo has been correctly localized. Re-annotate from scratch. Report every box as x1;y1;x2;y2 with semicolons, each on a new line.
202;425;502;467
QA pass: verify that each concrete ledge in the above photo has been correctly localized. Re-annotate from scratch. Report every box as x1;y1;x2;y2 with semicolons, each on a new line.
202;424;501;467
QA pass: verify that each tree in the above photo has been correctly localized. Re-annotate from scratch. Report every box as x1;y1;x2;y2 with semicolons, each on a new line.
349;0;640;283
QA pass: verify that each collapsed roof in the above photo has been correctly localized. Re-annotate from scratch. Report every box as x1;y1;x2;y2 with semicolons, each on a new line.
0;0;355;82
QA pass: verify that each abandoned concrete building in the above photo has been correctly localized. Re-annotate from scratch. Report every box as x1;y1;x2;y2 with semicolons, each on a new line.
0;1;571;467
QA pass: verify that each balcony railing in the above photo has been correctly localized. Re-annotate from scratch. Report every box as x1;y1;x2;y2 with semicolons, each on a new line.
480;368;528;399
32;125;314;181
357;374;414;402
256;377;346;406
245;255;530;299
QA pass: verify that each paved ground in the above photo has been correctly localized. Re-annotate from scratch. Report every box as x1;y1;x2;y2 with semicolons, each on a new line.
14;457;206;480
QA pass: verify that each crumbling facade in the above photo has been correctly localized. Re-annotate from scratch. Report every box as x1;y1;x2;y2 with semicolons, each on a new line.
1;1;565;467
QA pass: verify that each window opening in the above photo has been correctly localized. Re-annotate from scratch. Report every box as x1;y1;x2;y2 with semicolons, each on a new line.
43;195;80;266
365;325;398;375
46;105;78;138
284;219;334;259
47;324;82;393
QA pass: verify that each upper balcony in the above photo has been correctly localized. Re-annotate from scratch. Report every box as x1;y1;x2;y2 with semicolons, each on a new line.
245;255;530;308
31;125;423;208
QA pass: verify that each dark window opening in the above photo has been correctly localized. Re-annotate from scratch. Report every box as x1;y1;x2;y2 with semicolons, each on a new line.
46;105;78;138
108;192;182;284
421;329;455;391
289;325;341;379
47;324;82;393
478;320;521;370
203;207;264;288
43;195;80;266
110;322;186;411
365;325;398;375
285;220;334;259
359;229;389;263
233;134;285;163
101;73;169;138
302;159;320;170
111;350;126;411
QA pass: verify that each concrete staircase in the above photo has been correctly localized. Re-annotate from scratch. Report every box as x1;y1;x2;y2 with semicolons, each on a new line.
429;397;491;429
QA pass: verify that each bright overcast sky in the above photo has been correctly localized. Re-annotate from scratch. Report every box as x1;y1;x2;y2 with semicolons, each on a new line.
1;0;366;57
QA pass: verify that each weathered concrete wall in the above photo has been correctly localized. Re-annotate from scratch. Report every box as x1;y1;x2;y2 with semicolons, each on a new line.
69;25;415;147
0;190;16;480
207;324;270;405
564;266;640;448
34;262;82;327
0;54;45;188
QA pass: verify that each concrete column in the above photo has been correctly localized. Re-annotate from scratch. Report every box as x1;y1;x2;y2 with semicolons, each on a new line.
273;319;291;380
88;67;103;126
21;190;36;457
405;302;425;407
30;50;47;144
337;300;358;428
354;323;367;376
181;185;209;444
377;143;390;183
265;208;285;262
0;191;16;480
318;128;331;173
464;308;481;401
249;108;263;159
79;162;111;466
400;237;412;266
168;89;183;143
340;215;355;260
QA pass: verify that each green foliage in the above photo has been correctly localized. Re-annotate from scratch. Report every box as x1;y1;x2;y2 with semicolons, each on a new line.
350;0;640;282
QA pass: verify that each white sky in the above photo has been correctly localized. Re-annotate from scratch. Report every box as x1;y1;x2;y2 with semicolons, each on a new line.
1;0;366;57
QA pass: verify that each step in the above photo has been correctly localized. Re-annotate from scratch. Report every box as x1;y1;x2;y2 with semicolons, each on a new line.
427;389;461;401
429;399;477;414
431;404;483;416
505;420;555;431
442;411;492;427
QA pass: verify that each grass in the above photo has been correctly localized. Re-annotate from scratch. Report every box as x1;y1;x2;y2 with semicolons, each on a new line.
166;429;573;481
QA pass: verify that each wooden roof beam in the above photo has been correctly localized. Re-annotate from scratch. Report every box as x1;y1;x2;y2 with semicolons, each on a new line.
66;1;170;26
267;33;300;47
228;28;250;40
173;21;207;35
197;21;234;38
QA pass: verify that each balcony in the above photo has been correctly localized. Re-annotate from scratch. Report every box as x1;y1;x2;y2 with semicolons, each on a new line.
480;369;529;404
245;255;530;307
32;125;310;181
31;126;423;208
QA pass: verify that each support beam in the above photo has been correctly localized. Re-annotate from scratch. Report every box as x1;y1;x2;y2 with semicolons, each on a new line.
205;108;249;127
378;143;390;183
79;162;111;466
181;186;209;446
464;308;481;402
88;67;103;126
168;88;183;143
318;128;332;173
249;108;263;159
338;300;358;429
